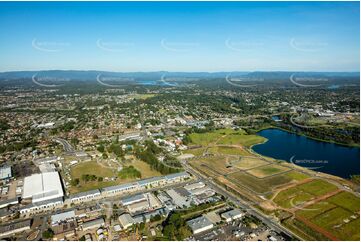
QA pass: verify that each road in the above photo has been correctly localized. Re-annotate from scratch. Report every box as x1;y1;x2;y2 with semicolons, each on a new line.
182;162;301;240
53;138;75;154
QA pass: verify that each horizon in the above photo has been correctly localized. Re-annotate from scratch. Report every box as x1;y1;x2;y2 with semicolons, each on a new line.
0;1;359;72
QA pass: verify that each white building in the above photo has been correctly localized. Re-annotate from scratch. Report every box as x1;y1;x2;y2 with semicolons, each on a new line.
0;166;12;180
220;209;243;222
22;172;64;204
187;216;214;234
69;189;101;203
118;213;135;230
51;210;76;225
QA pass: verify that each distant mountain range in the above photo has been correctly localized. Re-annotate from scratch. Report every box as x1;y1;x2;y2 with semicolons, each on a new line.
0;70;359;81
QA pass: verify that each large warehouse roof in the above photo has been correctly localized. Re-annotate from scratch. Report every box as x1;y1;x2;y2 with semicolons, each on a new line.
22;172;64;203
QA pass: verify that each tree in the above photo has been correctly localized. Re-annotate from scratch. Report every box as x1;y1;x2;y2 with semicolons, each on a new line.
42;228;54;239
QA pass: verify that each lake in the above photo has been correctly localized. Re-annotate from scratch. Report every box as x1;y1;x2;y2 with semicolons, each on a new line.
252;128;360;179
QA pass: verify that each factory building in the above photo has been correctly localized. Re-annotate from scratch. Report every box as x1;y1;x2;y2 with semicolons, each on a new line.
187;216;214;234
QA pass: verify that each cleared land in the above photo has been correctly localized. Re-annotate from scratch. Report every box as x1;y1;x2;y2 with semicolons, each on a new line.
246;164;291;178
190;156;235;175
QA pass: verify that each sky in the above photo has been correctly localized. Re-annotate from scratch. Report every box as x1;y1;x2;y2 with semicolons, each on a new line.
0;1;359;72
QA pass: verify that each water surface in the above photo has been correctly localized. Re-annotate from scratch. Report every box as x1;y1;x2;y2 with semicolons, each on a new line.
252;128;360;179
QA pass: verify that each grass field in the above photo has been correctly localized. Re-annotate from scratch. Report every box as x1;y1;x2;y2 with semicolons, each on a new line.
285;171;310;181
217;134;266;147
184;148;205;156
231;157;269;170
246;164;291;178
273;186;314;209
296;201;336;219
227;171;293;194
297;179;338;196
71;161;114;178
208;146;251;156
325;191;360;212
131;159;162;178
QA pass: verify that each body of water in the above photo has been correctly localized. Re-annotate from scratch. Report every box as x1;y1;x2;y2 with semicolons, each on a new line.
252;128;360;179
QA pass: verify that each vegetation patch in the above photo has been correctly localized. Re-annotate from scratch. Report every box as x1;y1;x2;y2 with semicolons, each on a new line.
118;165;141;179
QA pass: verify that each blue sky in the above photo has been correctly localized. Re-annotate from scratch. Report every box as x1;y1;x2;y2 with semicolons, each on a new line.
0;1;359;72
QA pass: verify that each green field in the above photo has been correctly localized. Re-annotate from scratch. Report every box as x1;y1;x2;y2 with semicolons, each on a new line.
208;146;251;156
246;164;291;178
71;161;114;178
297;179;338;196
296;201;336;219
227;171;293;194
217;134;266;147
285;171;310;181
326;191;360;212
184;147;205;156
274;187;315;209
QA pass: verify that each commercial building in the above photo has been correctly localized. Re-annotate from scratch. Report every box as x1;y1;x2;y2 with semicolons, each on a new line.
187;216;214;234
0;220;31;238
0;166;12;180
69;189;101;203
120;194;146;206
51;210;76;225
82;218;105;231
22;172;64;204
220;209;243;222
118;213;135;230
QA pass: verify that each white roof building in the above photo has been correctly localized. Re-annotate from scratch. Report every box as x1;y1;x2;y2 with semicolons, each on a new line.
220;209;244;222
118;213;135;230
22;172;64;203
187;216;214;234
51;210;75;225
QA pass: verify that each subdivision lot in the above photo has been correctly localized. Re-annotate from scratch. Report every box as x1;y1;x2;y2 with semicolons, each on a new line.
190;156;235;175
216;134;266;147
227;171;293;194
231;157;269;170
297;179;338;196
208;146;251;156
325;191;360;212
246;164;291;178
273;187;314;209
